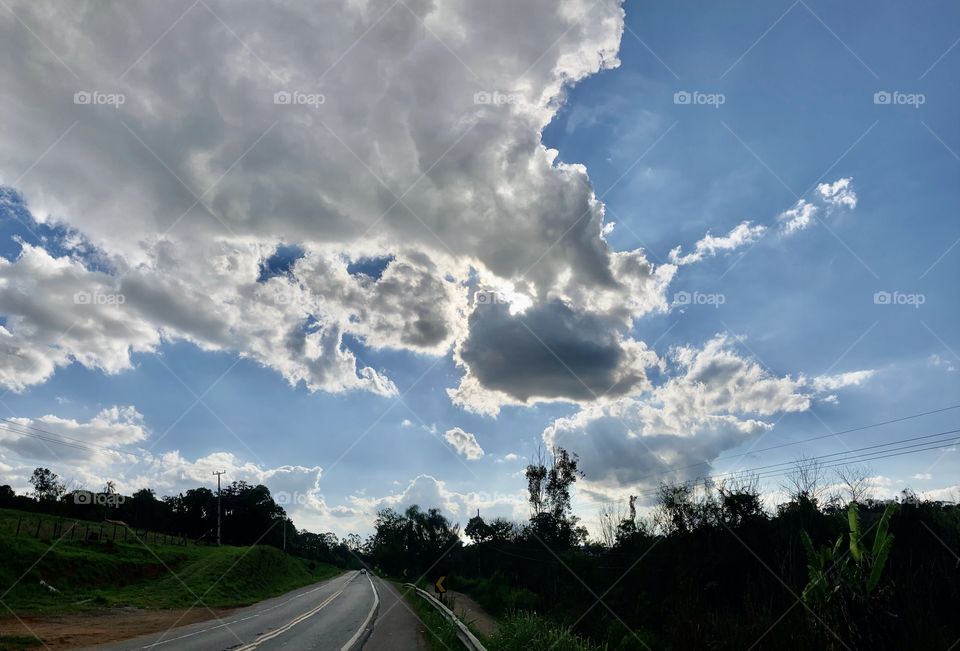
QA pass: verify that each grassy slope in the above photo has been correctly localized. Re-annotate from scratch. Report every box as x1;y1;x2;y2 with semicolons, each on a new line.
0;523;340;613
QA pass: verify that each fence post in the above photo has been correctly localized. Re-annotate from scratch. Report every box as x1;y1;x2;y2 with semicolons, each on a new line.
99;525;104;541
15;516;22;536
35;518;42;538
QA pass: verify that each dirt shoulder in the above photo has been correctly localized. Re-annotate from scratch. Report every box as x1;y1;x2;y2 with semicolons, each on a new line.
444;589;498;637
0;606;235;650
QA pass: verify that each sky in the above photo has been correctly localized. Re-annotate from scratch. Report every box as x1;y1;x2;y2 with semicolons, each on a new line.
0;0;958;539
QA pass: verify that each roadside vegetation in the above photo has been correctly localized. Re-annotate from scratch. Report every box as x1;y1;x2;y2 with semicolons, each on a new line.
365;447;960;650
0;467;358;614
0;531;340;612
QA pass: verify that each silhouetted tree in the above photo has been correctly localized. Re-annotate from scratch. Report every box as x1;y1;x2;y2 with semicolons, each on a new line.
29;467;65;502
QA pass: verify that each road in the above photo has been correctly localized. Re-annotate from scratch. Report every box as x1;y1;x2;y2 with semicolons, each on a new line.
91;570;426;651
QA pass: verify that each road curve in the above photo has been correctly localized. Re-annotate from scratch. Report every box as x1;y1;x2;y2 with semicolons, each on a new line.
90;570;381;651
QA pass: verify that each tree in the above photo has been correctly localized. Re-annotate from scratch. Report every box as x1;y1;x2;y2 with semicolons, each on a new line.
29;467;65;502
487;517;516;542
783;455;828;504
344;533;362;551
835;465;873;505
524;446;586;547
597;500;627;548
717;474;766;527
465;513;492;544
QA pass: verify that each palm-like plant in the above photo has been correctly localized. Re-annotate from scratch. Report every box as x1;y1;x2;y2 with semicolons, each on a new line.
800;501;898;648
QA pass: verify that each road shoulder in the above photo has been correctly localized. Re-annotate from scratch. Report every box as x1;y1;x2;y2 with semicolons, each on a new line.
363;578;428;651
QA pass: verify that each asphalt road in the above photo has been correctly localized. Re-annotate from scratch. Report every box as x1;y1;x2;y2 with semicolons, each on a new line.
92;570;400;651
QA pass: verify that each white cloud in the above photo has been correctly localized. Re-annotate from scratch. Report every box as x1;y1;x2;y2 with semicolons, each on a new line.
0;0;638;403
929;354;957;372
816;177;858;209
443;427;485;461
808;369;875;393
0;409;327;526
778;178;857;236
669;221;766;265
347;474;526;527
778;199;820;235
913;473;933;480
543;334;872;499
1;406;148;465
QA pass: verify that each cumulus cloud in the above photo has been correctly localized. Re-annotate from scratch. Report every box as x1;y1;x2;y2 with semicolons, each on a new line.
449;299;660;415
669;221;766;265
1;406;148;465
347;474;526;525
0;0;638;401
0;241;397;395
543;334;873;500
443;427;485;460
0;407;327;526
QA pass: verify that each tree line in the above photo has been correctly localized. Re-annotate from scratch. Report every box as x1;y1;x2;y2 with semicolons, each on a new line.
0;467;363;568
362;447;960;650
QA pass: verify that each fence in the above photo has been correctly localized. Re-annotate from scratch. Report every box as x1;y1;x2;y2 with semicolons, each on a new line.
2;513;190;546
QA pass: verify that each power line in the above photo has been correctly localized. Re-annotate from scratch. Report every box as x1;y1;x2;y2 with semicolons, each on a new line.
576;425;960;507
0;420;149;461
601;404;960;490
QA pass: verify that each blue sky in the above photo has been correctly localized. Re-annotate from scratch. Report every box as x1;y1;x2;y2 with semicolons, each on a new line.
0;0;957;537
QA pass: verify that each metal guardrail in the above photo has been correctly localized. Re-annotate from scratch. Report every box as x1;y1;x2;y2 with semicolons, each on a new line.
403;583;487;651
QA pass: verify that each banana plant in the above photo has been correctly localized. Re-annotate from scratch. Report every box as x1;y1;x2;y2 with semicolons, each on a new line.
801;501;898;643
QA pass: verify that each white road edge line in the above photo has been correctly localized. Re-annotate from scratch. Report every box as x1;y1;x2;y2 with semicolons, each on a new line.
341;573;379;651
233;571;360;651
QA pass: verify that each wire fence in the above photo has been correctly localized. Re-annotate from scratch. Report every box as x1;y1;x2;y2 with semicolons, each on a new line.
1;513;190;546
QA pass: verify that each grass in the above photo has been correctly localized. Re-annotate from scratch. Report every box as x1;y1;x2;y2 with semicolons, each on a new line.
401;584;465;651
0;522;341;613
0;507;182;544
488;613;608;651
0;635;43;651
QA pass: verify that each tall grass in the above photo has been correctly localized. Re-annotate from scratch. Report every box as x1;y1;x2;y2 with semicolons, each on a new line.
489;612;607;651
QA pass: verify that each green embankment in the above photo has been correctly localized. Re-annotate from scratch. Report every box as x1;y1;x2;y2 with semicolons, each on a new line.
0;510;340;613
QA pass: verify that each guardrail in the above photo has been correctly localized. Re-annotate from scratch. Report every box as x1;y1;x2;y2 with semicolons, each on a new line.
403;583;486;651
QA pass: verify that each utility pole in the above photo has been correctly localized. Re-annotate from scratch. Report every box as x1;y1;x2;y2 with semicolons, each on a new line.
213;470;225;546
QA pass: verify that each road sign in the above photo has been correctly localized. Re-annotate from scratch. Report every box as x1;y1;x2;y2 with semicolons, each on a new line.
435;576;446;594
